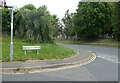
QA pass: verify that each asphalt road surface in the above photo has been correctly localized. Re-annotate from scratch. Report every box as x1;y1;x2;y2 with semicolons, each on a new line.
2;43;119;81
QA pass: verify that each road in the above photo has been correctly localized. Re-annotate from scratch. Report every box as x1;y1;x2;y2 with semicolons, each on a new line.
2;43;119;81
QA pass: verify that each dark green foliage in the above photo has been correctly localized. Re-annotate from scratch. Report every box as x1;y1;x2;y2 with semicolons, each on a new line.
50;15;60;38
15;6;54;43
20;4;36;10
62;10;75;39
2;8;11;36
2;4;59;43
74;2;113;40
113;2;120;40
2;2;120;42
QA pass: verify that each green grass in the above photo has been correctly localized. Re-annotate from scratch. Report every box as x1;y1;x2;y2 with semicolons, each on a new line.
55;39;120;47
2;37;75;62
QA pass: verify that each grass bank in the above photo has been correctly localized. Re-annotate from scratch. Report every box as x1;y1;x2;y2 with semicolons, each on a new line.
55;39;120;47
2;37;75;62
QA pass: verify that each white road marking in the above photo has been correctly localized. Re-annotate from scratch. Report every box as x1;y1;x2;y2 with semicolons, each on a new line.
97;56;100;57
97;56;118;63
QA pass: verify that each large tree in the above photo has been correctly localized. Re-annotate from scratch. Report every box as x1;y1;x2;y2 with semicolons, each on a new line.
2;4;60;43
20;4;36;10
1;4;60;43
14;5;59;43
74;2;113;40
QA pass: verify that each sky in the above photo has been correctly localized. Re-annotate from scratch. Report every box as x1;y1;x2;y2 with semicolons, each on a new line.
5;0;80;19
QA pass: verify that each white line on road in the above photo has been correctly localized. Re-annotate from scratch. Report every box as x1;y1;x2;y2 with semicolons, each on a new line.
97;56;118;63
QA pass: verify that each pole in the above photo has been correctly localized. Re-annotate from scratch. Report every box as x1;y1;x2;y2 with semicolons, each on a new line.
2;0;4;7
0;0;14;61
10;7;13;61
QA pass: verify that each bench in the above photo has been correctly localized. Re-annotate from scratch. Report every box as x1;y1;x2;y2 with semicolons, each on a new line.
22;46;41;55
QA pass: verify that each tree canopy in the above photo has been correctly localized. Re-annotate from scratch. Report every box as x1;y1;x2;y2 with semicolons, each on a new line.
62;10;75;39
113;2;120;40
20;4;36;10
2;4;60;43
2;2;120;42
74;2;113;40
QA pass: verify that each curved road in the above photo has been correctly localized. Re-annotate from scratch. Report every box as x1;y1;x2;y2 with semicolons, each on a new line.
2;43;119;81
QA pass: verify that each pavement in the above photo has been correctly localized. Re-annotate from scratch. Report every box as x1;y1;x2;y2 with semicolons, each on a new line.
2;50;96;73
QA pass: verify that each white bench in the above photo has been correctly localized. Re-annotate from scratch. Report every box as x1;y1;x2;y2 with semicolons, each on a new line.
22;46;41;55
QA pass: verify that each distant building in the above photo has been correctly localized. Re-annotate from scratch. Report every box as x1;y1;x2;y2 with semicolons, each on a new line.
0;0;7;7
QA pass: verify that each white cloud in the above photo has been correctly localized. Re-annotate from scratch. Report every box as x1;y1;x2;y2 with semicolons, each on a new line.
5;0;80;19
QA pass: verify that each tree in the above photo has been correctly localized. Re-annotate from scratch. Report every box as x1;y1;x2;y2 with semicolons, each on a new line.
62;10;75;39
2;8;11;36
14;4;59;43
50;15;60;38
113;2;120;40
74;2;113;40
20;4;36;10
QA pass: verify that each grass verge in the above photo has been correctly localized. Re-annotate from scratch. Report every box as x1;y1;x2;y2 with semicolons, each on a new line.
2;37;75;62
55;39;120;47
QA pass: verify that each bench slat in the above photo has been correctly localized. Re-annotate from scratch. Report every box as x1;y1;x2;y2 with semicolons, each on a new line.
22;46;41;50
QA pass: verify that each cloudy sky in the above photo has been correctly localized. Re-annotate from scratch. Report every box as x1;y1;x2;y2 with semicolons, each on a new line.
5;0;80;19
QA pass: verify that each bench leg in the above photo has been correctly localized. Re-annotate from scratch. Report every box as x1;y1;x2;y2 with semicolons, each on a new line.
37;50;39;55
25;50;26;55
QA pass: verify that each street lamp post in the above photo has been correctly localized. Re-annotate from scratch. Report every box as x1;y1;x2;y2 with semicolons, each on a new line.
10;7;14;61
0;0;14;61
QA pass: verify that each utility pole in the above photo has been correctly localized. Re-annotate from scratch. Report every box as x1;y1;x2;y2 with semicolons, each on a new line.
10;6;14;61
0;0;14;61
